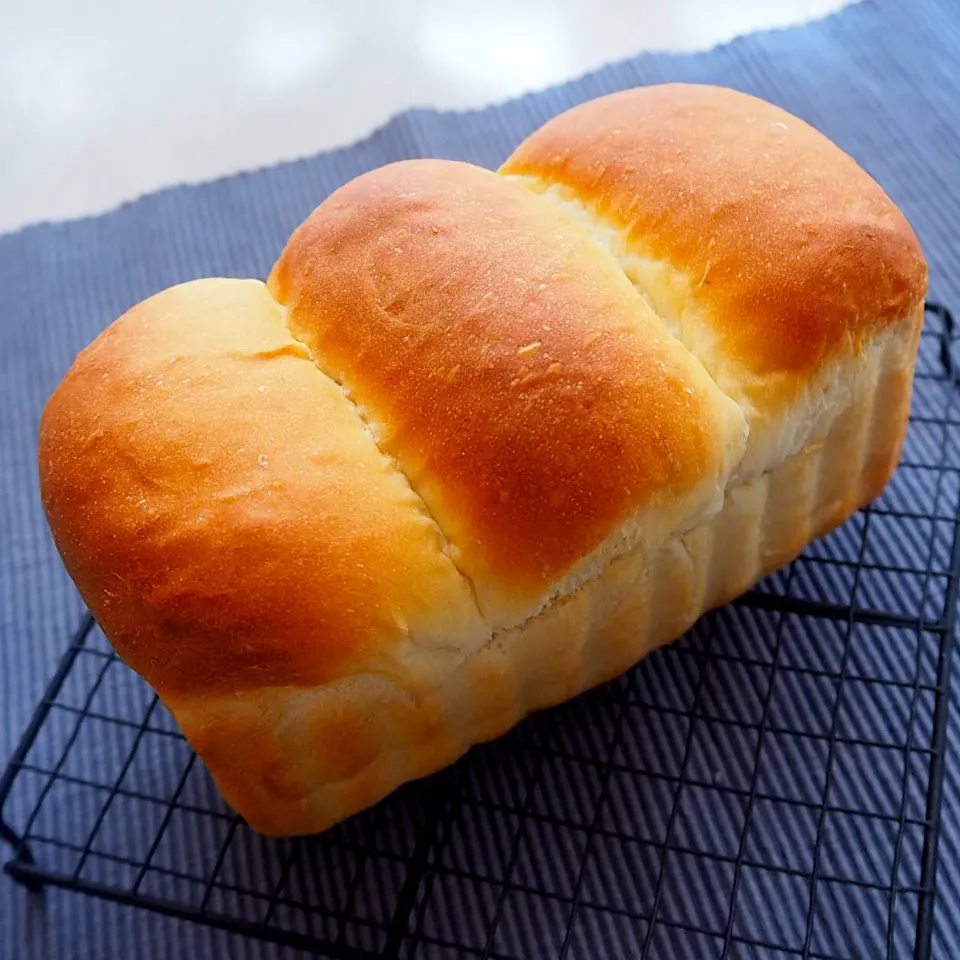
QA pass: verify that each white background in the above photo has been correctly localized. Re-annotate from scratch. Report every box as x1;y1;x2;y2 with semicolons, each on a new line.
0;0;848;232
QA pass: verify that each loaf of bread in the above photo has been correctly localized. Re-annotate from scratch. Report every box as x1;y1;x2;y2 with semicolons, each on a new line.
39;84;927;836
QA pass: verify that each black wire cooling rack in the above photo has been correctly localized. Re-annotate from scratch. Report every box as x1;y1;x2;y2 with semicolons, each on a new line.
2;302;959;960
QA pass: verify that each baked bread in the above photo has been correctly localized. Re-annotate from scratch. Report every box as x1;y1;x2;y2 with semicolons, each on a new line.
38;84;927;836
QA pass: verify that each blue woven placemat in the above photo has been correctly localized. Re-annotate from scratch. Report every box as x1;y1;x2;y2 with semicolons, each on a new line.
3;0;960;956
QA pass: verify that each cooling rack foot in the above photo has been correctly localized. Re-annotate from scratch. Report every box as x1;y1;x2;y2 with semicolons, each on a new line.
0;817;44;891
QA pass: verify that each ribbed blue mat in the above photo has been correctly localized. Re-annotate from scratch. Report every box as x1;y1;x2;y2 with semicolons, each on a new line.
3;0;960;956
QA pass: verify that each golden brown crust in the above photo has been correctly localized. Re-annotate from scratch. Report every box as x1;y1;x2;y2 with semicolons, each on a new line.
501;83;927;381
38;279;485;697
269;159;743;619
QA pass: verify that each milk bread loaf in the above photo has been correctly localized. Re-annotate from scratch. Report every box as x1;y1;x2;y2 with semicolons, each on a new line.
38;84;927;836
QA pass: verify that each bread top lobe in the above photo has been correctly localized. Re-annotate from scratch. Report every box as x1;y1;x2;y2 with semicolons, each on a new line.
502;83;927;392
269;159;745;622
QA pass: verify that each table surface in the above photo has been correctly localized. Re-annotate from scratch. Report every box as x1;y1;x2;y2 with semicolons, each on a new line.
9;2;960;959
0;0;845;232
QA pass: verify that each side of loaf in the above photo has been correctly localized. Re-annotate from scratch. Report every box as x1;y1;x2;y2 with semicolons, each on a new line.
38;84;927;836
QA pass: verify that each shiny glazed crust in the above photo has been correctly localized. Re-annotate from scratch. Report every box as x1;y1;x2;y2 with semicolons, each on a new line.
38;84;927;836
